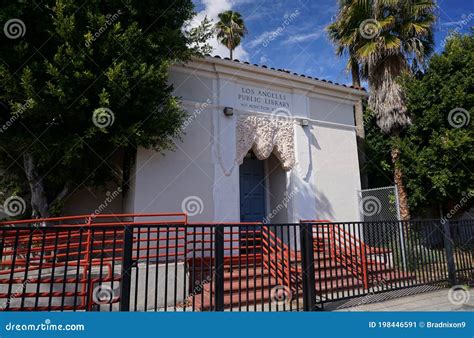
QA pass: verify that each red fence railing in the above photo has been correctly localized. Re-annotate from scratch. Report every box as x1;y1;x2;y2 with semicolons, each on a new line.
0;216;471;311
303;220;396;289
261;225;300;290
0;213;187;310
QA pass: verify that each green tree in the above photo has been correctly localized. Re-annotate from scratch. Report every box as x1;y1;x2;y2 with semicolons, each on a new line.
0;0;211;218
327;0;371;188
328;0;437;220
364;104;394;188
215;10;247;59
399;33;474;217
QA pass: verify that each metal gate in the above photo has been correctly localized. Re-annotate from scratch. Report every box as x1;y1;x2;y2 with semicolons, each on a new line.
1;216;472;312
358;186;401;248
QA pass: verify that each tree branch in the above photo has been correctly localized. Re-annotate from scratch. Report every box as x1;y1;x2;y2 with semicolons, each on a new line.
50;184;70;207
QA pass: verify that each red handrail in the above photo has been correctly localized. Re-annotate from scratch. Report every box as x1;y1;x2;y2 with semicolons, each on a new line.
301;219;370;289
332;226;369;289
1;217;315;310
0;213;188;310
0;212;188;226
260;225;300;290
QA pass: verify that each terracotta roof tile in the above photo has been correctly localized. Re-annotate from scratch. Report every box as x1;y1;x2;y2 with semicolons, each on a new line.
205;54;366;92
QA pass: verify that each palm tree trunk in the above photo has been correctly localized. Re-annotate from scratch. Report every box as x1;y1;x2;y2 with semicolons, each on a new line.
391;143;410;221
351;61;368;189
229;48;233;59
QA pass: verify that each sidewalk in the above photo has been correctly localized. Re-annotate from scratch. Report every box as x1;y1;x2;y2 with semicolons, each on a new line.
334;288;474;312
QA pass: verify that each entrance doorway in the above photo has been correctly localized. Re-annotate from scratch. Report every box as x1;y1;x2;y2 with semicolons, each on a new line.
239;152;266;222
239;152;266;255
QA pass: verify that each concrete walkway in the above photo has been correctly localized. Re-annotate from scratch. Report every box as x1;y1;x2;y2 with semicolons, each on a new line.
334;288;474;312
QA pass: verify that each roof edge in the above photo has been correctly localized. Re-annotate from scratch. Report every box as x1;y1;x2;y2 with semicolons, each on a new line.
192;54;367;96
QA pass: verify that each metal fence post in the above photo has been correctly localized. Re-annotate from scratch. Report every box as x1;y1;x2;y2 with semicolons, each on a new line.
442;220;457;285
120;225;134;311
394;185;402;221
398;221;407;272
214;225;225;311
299;223;318;311
0;229;4;262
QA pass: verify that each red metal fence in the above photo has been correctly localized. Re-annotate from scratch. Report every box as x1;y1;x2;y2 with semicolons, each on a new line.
0;215;472;311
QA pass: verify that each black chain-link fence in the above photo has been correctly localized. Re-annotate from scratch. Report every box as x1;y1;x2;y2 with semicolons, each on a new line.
359;186;401;247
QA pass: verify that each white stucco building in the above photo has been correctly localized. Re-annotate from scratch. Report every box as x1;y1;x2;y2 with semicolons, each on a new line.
65;56;367;223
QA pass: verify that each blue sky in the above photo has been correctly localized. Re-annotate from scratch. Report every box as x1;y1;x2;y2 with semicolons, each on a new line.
192;0;474;85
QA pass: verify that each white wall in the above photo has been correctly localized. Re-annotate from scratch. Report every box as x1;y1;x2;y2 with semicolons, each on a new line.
131;104;216;222
62;58;363;223
169;70;214;103
307;97;361;221
309;96;355;125
266;154;289;224
308;123;362;222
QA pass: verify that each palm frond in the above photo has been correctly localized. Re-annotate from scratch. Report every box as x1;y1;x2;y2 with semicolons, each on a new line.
326;0;437;134
214;10;247;57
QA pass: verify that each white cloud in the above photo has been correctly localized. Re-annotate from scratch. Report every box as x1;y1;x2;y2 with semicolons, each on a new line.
259;55;269;64
189;0;249;60
247;30;276;48
282;31;323;45
441;20;465;27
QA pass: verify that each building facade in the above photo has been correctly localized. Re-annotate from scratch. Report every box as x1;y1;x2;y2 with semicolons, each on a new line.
65;56;367;223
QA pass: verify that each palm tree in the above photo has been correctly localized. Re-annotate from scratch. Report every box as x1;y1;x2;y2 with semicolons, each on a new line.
327;1;371;189
327;0;436;220
215;10;247;59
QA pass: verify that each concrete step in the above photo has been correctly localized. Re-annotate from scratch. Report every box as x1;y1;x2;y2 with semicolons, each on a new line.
188;255;263;272
192;288;276;311
223;265;269;281
370;271;416;284
202;276;278;293
316;277;364;292
315;268;355;281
